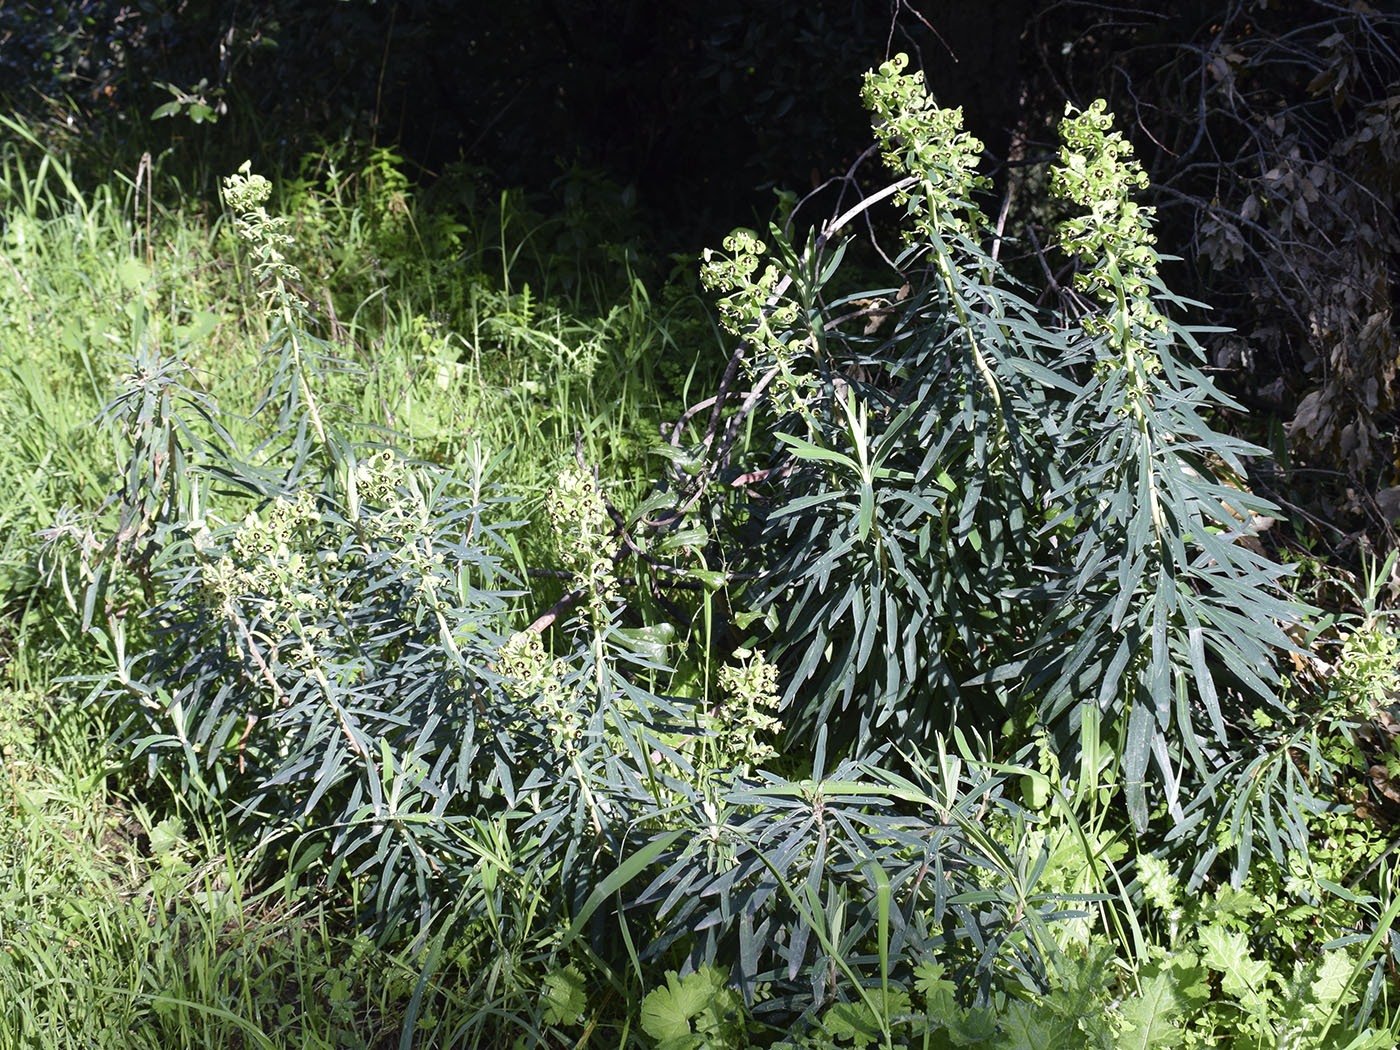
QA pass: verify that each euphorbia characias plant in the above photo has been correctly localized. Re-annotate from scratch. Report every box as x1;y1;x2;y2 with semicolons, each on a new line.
701;53;1299;846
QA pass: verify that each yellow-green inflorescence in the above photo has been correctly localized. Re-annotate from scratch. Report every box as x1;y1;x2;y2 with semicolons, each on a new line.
699;229;810;417
201;491;326;638
1052;100;1169;366
715;647;784;770
861;52;991;241
220;162;301;294
200;451;452;642
1331;620;1400;715
497;629;581;758
348;449;418;526
699;229;793;339
546;465;618;627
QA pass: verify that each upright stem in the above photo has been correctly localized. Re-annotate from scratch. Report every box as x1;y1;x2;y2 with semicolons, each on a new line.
279;293;328;448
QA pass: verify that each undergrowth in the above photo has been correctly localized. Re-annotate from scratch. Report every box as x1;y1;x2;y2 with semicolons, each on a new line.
0;56;1397;1050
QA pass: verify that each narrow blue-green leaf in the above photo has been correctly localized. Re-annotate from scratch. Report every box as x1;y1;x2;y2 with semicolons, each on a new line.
561;830;686;949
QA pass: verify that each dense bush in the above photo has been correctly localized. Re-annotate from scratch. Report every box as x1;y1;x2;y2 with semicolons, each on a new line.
56;168;1064;1015
692;57;1297;836
6;39;1397;1050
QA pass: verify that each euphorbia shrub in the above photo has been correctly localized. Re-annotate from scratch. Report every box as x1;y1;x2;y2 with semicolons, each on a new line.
701;55;1298;831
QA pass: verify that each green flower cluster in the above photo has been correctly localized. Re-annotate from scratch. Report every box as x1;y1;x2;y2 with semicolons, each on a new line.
346;452;458;616
700;230;793;337
700;230;813;416
220;162;329;445
201;491;326;635
546;466;618;624
1052;100;1168;354
219;162;275;213
201;449;459;643
715;647;783;769
497;630;581;756
861;53;990;240
220;161;301;294
347;449;416;527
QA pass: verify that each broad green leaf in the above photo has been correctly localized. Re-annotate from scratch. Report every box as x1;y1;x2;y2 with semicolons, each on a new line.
147;816;185;858
688;568;727;590
541;965;588;1027
640;970;711;1043
914;960;956;1012
649;444;706;475
822;989;910;1049
1309;951;1354;1008
1200;925;1272;1008
822;1001;883;1048
117;256;151;290
998;999;1052;1050
1115;970;1182;1050
613;623;676;663
658;524;709;551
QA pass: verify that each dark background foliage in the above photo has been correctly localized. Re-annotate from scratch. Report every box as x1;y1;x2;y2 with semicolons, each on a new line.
0;2;1036;244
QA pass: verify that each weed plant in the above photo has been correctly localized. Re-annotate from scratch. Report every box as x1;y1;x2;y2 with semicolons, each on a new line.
693;60;1298;842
